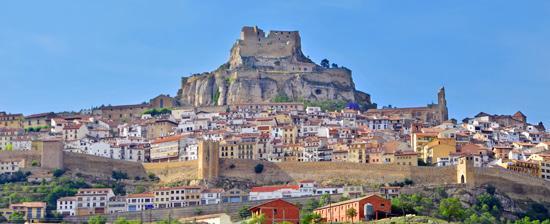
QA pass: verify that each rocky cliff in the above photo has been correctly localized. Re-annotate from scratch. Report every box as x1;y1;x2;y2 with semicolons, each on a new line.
176;26;372;108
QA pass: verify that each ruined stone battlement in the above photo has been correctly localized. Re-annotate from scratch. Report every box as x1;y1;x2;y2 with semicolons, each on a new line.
230;26;311;69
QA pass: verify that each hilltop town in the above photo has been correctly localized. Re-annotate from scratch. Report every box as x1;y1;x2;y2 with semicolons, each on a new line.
0;27;549;224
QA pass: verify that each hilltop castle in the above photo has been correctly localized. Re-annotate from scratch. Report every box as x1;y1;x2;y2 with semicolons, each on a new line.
176;26;372;108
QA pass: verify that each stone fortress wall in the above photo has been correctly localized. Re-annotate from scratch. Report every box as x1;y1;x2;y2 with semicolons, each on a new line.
3;147;550;203
238;26;301;59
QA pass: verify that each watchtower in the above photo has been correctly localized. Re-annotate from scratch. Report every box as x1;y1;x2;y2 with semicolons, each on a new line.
457;156;475;185
197;140;220;180
33;139;64;170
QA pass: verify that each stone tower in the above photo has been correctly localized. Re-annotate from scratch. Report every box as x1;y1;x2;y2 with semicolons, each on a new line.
197;140;220;180
456;156;475;185
438;87;449;122
33;139;64;170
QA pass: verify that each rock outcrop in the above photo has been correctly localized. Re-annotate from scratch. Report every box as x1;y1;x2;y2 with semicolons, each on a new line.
176;26;372;108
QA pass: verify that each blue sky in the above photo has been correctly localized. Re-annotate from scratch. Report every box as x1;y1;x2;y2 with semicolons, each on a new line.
1;1;549;125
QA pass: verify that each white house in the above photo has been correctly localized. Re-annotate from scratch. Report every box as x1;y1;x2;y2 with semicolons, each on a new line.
200;188;223;205
126;192;155;212
249;185;305;201
56;196;76;216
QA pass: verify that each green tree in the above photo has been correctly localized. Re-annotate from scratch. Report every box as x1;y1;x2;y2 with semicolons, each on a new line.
438;197;466;221
156;219;181;224
239;206;252;219
464;212;497;224
513;216;550;224
302;199;320;213
245;213;266;224
5;144;13;151
112;170;129;180
525;203;550;221
346;207;358;222
320;59;330;68
9;212;25;224
148;172;159;181
319;194;331;206
300;212;321;224
254;164;264;174
87;215;107;224
338;196;350;202
114;217;130;224
52;168;65;178
113;182;126;195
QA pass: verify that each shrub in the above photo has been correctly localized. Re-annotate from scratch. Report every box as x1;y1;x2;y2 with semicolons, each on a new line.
438;197;466;221
212;88;221;104
134;186;146;194
239;206;251;219
404;178;414;185
31;160;39;167
254;164;264;174
142;108;171;117
194;208;203;215
9;212;25;223
87;215;107;224
272;93;291;103
111;171;128;180
52;169;65;178
148;172;159;181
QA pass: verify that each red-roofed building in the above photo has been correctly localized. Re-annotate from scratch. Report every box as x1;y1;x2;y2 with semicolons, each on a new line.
249;199;300;224
314;194;391;222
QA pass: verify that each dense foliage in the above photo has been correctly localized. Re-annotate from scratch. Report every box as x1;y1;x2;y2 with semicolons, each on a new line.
391;186;550;223
142;108;171;116
302;99;347;112
0;171;30;184
254;163;264;174
25;125;50;132
112;170;129;180
212;88;221;104
88;215;107;224
272;93;292;103
52;169;65;178
239;206;252;219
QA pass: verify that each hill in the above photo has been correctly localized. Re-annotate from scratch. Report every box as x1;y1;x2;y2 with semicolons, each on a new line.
176;26;373;109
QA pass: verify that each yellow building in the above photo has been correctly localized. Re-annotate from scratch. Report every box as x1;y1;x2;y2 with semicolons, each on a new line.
9;202;47;223
23;112;56;129
274;114;292;125
220;136;255;160
422;138;456;165
393;151;419;166
0;112;23;128
411;132;438;155
507;160;540;177
278;125;297;144
347;142;368;163
529;153;550;181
